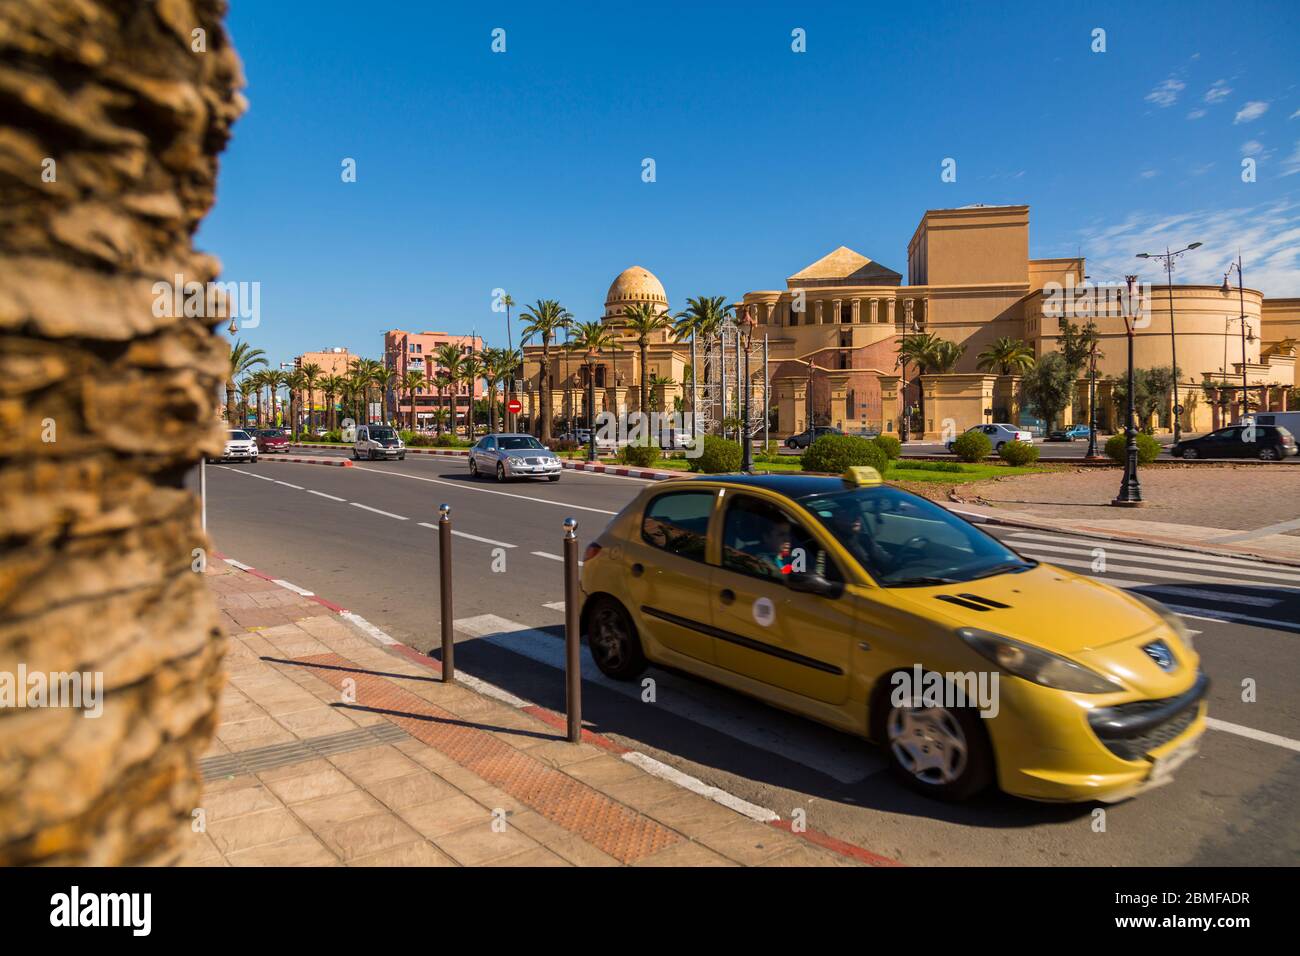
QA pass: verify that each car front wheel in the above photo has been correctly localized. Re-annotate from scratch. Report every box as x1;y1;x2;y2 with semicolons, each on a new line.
496;462;506;482
884;698;993;801
1182;448;1199;460
469;458;478;478
586;598;647;680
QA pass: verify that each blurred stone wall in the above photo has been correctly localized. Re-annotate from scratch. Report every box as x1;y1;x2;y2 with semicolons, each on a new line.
0;0;244;864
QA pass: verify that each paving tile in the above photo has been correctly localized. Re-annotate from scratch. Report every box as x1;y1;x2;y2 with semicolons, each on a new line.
367;771;461;812
291;789;387;830
318;812;422;862
489;845;572;867
692;818;800;866
399;795;494;839
202;782;283;822
328;744;423;785
349;840;458;867
632;839;738;867
226;833;340;866
433;821;539;866
259;762;358;805
208;807;308;855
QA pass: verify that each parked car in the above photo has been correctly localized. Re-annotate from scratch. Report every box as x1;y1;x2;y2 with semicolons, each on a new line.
469;433;562;481
946;423;1033;453
785;425;842;449
255;429;290;454
579;468;1205;803
351;424;406;461
1045;431;1072;443
218;429;258;463
1170;424;1296;461
1065;424;1092;440
1242;411;1300;437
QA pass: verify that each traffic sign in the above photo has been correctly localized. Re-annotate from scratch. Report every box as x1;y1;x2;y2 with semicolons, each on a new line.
506;397;522;415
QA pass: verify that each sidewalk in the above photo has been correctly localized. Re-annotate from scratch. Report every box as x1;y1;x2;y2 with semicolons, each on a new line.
182;560;874;867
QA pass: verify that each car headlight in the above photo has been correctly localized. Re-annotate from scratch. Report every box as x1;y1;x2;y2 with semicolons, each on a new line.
1128;592;1193;650
508;456;525;465
959;627;1124;694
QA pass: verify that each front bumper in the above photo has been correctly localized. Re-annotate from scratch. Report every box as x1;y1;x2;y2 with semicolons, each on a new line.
505;459;562;476
992;670;1210;803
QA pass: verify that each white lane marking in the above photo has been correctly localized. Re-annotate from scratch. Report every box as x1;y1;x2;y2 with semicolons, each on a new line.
542;601;566;612
620;750;779;822
1210;516;1300;544
531;551;582;566
308;490;347;502
1018;552;1294;592
1005;532;1300;575
1153;602;1300;634
349;466;619;515
274;481;304;490
1009;540;1300;584
453;614;880;784
349;502;408;520
223;558;253;571
414;523;517;548
1205;718;1300;753
273;579;315;596
340;611;399;646
248;473;275;481
1133;585;1279;608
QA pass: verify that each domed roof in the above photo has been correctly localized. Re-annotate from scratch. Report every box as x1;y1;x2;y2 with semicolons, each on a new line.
605;266;668;308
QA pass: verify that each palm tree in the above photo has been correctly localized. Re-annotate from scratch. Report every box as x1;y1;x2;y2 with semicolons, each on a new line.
481;347;506;433
263;370;286;428
434;343;465;436
976;336;1036;376
520;299;574;443
372;365;398;425
284;369;307;439
459;353;483;441
402;369;427;431
568;320;620;443
896;332;944;434
619;301;672;415
320;374;344;432
237;376;257;428
931;340;966;373
646;373;674;411
432;369;454;435
672;296;734;420
300;362;322;433
227;340;266;423
247;369;269;427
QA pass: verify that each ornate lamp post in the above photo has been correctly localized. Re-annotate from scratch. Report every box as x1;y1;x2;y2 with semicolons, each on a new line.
1085;331;1101;459
1112;275;1144;507
584;347;598;462
1136;242;1200;441
739;306;756;473
1221;256;1249;419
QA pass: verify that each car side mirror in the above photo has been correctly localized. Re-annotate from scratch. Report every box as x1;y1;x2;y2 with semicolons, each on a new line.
786;571;843;599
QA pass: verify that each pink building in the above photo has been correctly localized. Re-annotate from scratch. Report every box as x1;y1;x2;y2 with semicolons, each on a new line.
383;329;485;427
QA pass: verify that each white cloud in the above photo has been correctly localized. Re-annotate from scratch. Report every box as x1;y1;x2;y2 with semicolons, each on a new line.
1140;169;1159;179
1282;142;1300;177
1145;77;1185;108
1241;140;1264;156
1189;162;1216;176
1234;101;1269;124
1187;108;1207;120
1205;80;1232;104
1074;201;1300;296
1290;108;1300;120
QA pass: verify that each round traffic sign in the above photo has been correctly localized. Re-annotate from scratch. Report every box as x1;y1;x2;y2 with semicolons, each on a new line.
506;397;522;415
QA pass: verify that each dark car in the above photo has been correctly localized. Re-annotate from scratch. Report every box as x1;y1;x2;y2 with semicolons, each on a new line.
785;425;843;449
1171;424;1296;461
255;429;290;453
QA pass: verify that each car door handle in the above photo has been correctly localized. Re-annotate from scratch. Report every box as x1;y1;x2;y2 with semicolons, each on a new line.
719;588;735;605
630;563;644;577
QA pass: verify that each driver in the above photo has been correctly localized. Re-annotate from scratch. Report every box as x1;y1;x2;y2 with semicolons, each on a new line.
829;509;892;574
753;516;794;577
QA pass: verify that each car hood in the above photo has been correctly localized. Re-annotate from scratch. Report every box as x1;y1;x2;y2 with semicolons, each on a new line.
889;564;1161;656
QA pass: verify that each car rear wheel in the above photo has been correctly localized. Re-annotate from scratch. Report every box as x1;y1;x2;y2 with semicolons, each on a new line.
884;698;993;801
586;598;647;680
995;441;1005;452
1259;446;1279;461
1181;448;1199;460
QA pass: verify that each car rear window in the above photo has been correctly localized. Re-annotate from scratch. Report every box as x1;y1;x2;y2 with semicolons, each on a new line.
641;491;713;561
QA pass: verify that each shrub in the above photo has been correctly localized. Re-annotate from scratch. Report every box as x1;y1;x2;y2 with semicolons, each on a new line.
687;436;743;473
323;429;343;444
998;440;1039;466
891;460;964;473
551;438;578;453
800;434;887;475
405;432;436;447
871;434;902;460
1105;432;1161;465
434;432;460;447
951;430;992;462
618;442;661;468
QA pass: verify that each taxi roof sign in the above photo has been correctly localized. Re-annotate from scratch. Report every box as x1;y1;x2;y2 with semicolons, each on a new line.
843;466;883;487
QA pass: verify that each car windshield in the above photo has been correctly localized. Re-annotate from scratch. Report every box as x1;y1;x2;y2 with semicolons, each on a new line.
499;436;544;450
369;427;397;440
259;430;283;438
228;430;251;441
799;486;1035;586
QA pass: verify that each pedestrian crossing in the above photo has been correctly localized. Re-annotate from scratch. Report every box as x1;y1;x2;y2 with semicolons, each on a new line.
992;530;1300;633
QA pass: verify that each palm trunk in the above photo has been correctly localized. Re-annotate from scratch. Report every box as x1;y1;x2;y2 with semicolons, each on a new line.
226;380;236;422
540;345;553;443
640;341;649;416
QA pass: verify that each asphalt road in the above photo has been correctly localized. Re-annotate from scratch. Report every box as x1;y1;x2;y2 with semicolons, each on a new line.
194;450;1300;866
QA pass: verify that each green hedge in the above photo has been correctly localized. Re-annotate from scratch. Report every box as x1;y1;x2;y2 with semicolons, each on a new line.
800;434;888;475
1105;432;1162;465
687;436;743;473
951;431;992;462
871;434;902;460
891;460;964;473
618;443;661;468
998;439;1039;466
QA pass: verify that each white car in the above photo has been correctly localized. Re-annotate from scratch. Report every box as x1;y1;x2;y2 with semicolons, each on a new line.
220;429;259;463
946;423;1033;453
352;424;406;461
469;433;562;481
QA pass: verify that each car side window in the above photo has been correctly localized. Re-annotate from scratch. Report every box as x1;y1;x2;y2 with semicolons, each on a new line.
1209;427;1236;441
721;496;842;584
357;427;367;441
641;491;713;562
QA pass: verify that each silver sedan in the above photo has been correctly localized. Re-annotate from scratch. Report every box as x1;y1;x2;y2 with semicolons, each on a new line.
468;433;562;482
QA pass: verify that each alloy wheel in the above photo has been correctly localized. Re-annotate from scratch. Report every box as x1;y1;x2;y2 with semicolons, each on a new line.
887;705;970;787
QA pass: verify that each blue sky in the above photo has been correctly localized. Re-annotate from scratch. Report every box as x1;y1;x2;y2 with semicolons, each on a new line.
200;0;1300;367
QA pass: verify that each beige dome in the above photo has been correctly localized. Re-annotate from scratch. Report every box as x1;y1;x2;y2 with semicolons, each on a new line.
604;266;668;318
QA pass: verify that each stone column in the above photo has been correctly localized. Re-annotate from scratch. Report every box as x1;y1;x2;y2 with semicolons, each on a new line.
0;0;245;865
887;299;897;326
833;298;842;324
876;373;902;433
851;298;861;324
815;299;824;325
870;298;879;324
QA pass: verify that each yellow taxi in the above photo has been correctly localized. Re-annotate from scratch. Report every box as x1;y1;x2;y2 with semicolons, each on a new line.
579;468;1207;802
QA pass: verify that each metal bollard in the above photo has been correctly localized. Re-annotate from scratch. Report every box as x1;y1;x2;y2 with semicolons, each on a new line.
563;517;581;742
439;503;454;683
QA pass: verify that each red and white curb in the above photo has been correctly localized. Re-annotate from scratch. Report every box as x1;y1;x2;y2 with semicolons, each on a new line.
211;551;900;867
560;460;679;480
292;443;469;457
262;455;354;467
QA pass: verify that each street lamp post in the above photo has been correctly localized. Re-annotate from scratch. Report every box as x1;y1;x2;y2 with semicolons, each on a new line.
739;307;756;473
584;349;597;462
1085;334;1100;459
1136;242;1200;442
1221;256;1248;419
1113;275;1144;507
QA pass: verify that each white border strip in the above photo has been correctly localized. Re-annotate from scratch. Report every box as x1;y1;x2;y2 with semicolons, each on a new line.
621;750;779;822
